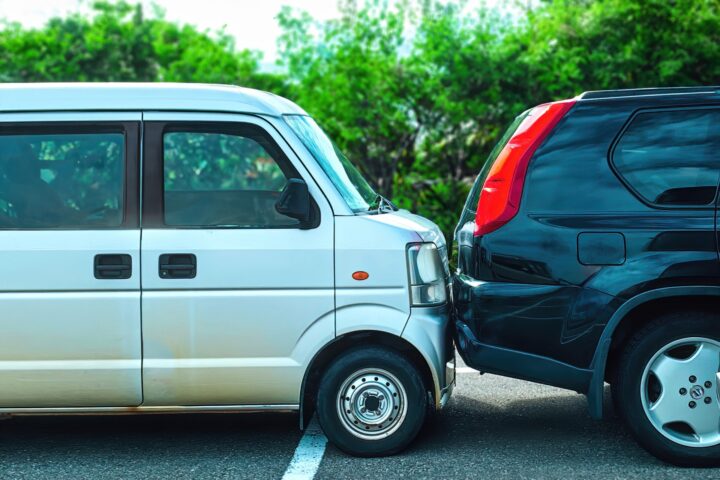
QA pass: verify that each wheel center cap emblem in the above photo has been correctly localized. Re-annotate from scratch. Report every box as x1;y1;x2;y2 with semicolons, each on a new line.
690;385;705;400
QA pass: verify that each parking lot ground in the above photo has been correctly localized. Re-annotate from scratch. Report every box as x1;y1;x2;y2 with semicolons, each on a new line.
0;412;300;479
0;363;718;479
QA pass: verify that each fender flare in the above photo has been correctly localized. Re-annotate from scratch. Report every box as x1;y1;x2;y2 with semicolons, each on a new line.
587;285;720;419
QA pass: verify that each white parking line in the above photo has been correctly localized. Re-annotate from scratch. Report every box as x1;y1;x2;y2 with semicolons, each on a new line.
456;367;477;374
282;416;328;480
283;370;477;479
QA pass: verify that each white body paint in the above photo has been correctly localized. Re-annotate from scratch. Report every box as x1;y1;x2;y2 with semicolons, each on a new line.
0;84;453;421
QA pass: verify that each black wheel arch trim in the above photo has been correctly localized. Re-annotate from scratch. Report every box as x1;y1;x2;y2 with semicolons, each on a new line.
587;285;720;420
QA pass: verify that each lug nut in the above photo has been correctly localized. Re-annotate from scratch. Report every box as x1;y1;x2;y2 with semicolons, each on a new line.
689;375;697;383
706;397;713;405
680;388;688;395
706;381;713;388
689;401;697;409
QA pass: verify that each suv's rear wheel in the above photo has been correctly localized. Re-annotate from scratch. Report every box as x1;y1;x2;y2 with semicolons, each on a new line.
316;346;427;457
614;311;720;466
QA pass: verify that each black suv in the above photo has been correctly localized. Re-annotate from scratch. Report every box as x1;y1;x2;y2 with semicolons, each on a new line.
454;86;720;466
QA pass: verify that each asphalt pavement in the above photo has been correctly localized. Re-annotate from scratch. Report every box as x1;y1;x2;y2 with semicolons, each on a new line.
0;359;718;479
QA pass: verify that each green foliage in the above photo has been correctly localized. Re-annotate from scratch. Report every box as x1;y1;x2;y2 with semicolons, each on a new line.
2;0;719;242
514;0;720;97
0;2;155;81
0;1;286;90
278;0;417;196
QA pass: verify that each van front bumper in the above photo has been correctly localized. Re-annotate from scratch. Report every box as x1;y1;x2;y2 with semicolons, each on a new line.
402;302;455;411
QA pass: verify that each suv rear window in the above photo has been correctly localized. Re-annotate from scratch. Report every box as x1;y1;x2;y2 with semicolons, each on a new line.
612;108;720;206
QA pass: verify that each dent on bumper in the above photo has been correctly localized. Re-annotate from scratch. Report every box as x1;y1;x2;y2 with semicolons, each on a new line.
402;303;455;410
452;275;594;394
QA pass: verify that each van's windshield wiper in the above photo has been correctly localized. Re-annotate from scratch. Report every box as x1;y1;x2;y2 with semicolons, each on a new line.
368;194;397;214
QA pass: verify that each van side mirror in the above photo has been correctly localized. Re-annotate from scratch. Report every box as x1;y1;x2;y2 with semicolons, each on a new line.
275;178;311;224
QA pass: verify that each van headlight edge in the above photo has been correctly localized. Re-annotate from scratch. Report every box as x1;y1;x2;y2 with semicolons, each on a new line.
406;242;448;306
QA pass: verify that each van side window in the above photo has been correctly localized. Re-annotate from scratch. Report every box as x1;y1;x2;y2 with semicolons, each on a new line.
0;132;125;228
613;109;720;206
162;128;300;227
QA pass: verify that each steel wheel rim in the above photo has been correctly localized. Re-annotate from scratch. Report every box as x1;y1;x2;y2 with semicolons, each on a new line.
336;368;408;440
641;337;720;448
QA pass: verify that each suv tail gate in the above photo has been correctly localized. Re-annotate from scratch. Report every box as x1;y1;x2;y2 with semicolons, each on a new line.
456;98;576;273
473;99;576;236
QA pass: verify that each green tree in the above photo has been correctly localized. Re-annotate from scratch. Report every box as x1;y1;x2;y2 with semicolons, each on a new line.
393;2;522;237
0;2;156;81
514;0;720;98
278;0;417;196
0;1;286;91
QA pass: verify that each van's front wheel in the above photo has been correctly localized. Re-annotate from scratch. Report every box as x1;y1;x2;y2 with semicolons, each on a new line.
316;347;427;457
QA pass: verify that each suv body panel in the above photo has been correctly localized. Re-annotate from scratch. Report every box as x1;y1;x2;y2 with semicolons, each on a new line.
454;89;720;417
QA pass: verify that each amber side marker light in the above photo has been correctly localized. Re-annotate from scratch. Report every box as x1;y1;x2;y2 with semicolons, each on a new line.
352;271;369;281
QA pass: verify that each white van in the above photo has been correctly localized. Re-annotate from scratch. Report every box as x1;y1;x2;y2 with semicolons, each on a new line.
0;83;454;456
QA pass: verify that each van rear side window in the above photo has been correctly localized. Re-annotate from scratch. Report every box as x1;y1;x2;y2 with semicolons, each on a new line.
0;132;125;228
612;108;720;206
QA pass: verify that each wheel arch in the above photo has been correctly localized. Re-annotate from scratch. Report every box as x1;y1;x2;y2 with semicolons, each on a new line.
298;330;436;429
587;286;720;420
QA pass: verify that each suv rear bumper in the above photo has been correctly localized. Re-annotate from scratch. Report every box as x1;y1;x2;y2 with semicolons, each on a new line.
452;274;593;394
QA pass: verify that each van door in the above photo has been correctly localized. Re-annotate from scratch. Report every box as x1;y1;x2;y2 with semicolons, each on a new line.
0;113;142;407
140;113;335;406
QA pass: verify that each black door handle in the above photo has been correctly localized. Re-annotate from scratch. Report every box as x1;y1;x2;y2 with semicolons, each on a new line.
94;254;132;279
159;254;196;279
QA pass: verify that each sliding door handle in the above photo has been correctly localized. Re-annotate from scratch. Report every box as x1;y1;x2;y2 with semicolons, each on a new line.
159;253;196;279
94;254;132;279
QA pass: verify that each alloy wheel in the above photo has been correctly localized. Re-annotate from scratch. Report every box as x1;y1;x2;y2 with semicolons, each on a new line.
641;337;720;447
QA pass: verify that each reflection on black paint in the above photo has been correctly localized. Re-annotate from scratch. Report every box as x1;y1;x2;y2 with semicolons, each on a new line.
454;92;720;371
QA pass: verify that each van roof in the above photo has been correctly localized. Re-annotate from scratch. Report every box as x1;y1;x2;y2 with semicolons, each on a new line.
0;83;307;116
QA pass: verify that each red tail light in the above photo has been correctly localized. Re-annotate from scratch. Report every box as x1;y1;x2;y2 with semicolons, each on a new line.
474;98;576;236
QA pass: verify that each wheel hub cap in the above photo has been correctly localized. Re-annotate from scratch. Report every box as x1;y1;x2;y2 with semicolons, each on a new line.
337;368;408;440
690;385;705;400
641;337;720;448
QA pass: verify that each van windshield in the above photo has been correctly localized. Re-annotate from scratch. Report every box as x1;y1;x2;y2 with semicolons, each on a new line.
284;115;377;212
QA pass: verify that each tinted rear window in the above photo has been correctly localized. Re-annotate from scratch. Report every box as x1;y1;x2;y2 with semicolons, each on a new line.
612;109;720;206
0;132;124;228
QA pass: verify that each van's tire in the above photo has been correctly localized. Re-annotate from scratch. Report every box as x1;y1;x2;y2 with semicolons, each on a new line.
315;346;427;457
613;311;720;467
